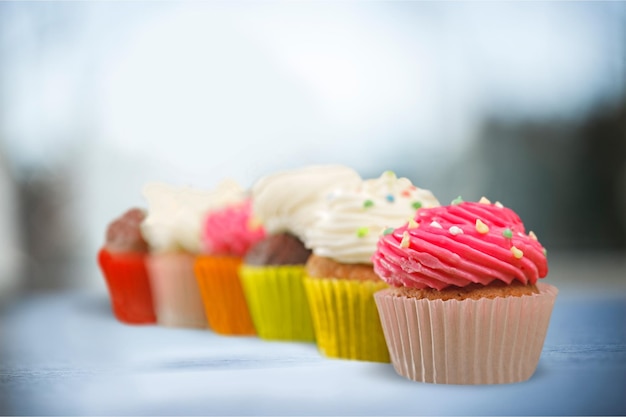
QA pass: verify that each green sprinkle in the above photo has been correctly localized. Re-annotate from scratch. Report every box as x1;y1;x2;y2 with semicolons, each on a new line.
357;227;370;238
383;227;394;236
451;196;464;205
384;170;396;178
412;201;422;210
363;199;374;208
543;248;548;257
502;228;513;239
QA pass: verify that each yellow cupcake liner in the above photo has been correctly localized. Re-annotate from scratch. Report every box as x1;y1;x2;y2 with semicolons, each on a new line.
239;265;315;342
303;276;390;363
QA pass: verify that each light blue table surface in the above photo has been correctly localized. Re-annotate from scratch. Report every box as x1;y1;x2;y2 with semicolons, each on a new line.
1;256;625;415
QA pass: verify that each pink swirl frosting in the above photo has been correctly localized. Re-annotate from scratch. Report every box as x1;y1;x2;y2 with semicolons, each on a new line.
372;201;548;290
201;199;266;256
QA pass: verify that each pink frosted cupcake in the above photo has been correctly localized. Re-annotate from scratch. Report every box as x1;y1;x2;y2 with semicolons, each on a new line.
373;197;557;384
194;199;266;335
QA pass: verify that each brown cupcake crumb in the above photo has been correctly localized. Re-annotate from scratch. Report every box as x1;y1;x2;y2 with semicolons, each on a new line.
305;254;382;282
391;280;539;301
105;208;149;253
244;233;312;266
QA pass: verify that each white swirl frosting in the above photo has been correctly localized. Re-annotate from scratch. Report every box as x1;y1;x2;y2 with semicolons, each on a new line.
141;179;246;253
251;165;362;240
304;171;440;264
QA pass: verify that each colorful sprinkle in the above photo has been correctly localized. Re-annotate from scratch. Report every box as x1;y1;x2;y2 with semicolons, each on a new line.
511;246;524;259
248;217;262;231
356;227;369;238
408;218;419;229
543;248;548;257
529;231;538;240
386;194;395;203
495;201;504;208
383;227;394;236
400;231;410;248
451;196;464;205
430;221;443;229
502;228;513;239
385;170;396;178
401;189;411;198
363;199;374;209
478;196;491;204
475;219;489;234
412;201;422;210
449;226;463;235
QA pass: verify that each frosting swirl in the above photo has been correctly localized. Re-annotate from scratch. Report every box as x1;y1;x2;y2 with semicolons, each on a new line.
141;180;246;253
373;200;548;290
201;199;266;256
251;165;361;240
305;171;440;264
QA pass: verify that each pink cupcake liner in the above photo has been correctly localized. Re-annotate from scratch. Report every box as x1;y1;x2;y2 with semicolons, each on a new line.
147;253;208;328
374;282;558;384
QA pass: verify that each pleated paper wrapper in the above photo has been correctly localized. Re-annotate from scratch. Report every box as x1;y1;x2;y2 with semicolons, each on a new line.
147;253;208;329
374;282;558;384
194;256;256;335
97;249;156;324
304;277;390;363
239;265;315;342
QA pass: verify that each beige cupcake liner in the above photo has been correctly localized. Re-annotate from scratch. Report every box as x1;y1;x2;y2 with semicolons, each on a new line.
374;282;558;384
147;253;208;329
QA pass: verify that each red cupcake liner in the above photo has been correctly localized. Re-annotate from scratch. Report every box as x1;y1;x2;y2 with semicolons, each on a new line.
97;248;156;324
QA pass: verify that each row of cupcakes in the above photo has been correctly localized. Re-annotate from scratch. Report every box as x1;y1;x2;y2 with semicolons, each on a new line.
98;164;556;385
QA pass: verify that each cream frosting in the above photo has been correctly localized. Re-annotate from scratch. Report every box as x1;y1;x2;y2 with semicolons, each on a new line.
305;171;440;264
251;165;362;239
141;180;246;253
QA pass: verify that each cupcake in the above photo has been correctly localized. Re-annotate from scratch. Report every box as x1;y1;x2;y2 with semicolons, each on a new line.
239;164;362;341
141;180;244;328
373;197;556;384
303;171;440;362
97;208;156;324
194;198;265;335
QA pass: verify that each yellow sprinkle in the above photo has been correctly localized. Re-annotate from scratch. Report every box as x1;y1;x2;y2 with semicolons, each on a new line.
478;196;491;204
495;201;504;208
400;231;410;248
248;217;262;231
511;246;524;259
529;231;538;240
475;219;489;234
408;218;419;229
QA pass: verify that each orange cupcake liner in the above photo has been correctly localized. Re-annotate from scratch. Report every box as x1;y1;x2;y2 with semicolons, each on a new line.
97;249;156;324
194;255;256;336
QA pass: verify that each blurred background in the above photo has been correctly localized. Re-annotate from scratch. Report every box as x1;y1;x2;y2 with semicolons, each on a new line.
0;1;625;301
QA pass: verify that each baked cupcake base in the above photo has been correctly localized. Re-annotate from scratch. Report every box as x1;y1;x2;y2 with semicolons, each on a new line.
374;282;558;384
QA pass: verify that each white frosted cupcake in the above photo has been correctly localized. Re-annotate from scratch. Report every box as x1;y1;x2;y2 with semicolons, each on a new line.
141;180;245;328
303;170;439;362
239;164;362;342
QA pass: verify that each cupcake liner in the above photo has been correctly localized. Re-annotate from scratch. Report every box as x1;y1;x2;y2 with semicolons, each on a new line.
147;253;207;328
304;277;390;362
239;265;315;341
374;282;558;384
194;256;256;335
97;249;156;324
